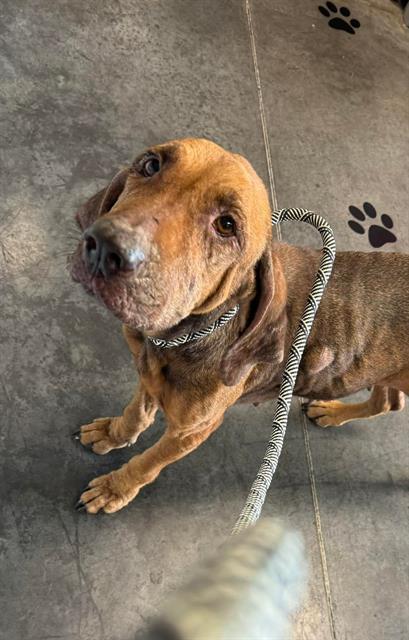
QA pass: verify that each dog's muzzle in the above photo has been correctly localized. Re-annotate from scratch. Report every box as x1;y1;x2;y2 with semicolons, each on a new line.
83;219;145;278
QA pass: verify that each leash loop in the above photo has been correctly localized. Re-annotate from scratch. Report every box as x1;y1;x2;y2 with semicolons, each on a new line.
232;208;336;534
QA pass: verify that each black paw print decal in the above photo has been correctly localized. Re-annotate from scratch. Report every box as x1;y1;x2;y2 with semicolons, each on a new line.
318;2;361;34
348;202;397;248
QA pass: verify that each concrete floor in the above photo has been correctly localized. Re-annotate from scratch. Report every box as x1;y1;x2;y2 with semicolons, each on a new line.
0;1;408;639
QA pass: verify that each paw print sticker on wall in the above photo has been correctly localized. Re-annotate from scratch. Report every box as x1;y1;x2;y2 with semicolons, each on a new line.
348;202;397;248
318;2;361;34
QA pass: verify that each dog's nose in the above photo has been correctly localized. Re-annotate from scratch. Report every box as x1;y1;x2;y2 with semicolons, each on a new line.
83;222;145;278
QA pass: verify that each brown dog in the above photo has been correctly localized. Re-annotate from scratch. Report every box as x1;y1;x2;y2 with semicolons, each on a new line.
69;138;409;514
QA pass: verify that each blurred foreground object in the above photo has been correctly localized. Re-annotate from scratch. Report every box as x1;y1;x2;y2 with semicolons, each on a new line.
143;519;307;640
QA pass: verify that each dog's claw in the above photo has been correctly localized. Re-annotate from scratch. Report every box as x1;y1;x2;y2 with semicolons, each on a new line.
74;499;86;511
301;402;309;413
72;429;81;440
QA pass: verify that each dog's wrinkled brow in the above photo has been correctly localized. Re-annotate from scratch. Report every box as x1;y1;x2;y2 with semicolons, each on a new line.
215;192;242;213
132;144;179;171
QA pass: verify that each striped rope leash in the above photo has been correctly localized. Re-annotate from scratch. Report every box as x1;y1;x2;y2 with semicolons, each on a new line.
147;305;239;348
232;208;336;535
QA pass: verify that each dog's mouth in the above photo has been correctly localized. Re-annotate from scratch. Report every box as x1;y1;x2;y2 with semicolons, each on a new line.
68;246;166;330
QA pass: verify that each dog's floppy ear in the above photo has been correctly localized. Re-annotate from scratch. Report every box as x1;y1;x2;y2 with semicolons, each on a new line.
75;169;129;230
220;249;287;387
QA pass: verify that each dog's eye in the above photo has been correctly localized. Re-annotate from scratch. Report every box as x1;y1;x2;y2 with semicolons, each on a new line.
141;155;161;178
214;215;236;237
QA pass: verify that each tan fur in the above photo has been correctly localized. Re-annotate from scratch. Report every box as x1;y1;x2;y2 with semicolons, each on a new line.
305;386;405;427
69;138;409;514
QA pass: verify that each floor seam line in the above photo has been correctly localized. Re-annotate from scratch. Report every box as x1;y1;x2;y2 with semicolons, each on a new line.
245;4;337;635
300;399;338;640
244;0;281;241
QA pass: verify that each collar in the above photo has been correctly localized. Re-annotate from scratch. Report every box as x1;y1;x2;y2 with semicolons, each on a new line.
147;304;240;349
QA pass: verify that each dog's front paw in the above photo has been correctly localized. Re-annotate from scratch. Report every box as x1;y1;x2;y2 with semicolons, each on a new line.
75;468;140;514
73;417;135;454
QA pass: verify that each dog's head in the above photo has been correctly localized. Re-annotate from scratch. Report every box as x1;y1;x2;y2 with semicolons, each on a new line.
69;138;273;337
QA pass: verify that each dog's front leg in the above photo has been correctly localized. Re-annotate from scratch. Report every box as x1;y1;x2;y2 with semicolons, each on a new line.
76;382;158;454
77;416;223;514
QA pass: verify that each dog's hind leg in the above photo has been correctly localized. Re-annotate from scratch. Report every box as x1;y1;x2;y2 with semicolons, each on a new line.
76;382;158;454
304;385;405;428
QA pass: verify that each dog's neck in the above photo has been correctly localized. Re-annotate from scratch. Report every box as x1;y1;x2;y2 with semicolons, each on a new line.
146;276;255;346
136;248;293;396
144;249;289;372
